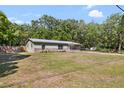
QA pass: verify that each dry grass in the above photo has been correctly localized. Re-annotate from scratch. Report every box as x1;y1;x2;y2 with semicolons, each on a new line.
0;51;124;87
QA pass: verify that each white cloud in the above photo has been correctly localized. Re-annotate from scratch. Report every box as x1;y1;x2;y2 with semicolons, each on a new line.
8;17;16;21
86;5;95;9
14;20;24;24
8;13;40;24
88;10;103;18
22;13;41;17
8;17;24;24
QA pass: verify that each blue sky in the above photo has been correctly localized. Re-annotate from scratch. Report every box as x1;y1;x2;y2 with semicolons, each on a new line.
0;5;124;24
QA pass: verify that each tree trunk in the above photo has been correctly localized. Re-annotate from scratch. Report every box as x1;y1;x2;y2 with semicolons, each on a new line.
118;42;122;53
118;35;122;53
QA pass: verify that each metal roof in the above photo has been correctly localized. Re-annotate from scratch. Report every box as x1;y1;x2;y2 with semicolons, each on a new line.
29;38;80;45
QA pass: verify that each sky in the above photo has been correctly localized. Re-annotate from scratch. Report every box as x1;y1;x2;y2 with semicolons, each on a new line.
0;5;124;24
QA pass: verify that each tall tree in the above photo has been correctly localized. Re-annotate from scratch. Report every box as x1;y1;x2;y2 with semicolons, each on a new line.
0;11;11;45
117;14;124;53
101;13;121;51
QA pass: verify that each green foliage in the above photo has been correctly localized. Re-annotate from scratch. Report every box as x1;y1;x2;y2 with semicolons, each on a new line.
117;14;124;53
0;11;11;45
0;11;10;32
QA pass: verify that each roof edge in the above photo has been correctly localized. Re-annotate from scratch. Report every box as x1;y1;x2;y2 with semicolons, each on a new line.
28;38;81;45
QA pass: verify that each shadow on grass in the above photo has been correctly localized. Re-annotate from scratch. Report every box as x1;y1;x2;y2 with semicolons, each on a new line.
0;53;30;77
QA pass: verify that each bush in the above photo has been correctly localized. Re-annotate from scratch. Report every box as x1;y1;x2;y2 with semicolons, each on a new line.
19;46;26;52
96;47;111;53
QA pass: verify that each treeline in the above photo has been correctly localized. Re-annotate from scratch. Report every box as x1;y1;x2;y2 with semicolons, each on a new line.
0;11;124;53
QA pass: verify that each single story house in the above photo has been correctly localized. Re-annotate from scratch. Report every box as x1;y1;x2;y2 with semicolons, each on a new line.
26;38;81;52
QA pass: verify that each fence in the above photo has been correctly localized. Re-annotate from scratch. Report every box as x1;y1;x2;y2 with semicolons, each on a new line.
0;46;26;53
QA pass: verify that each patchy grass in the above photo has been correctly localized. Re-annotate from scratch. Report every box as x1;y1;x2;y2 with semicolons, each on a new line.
0;51;124;87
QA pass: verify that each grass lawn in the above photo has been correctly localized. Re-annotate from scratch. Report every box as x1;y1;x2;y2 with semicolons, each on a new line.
0;51;124;88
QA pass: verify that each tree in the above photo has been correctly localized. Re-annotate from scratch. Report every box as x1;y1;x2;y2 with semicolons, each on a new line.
101;13;122;51
0;11;10;32
39;15;60;30
117;14;124;53
82;22;99;48
0;11;11;45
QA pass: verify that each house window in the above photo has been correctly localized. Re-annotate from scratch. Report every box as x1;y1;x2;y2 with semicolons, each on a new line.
58;45;63;50
42;45;45;50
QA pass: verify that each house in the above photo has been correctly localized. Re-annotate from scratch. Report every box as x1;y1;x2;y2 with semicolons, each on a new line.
26;38;81;52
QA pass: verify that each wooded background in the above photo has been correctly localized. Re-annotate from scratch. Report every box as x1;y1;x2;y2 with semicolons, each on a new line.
0;11;124;53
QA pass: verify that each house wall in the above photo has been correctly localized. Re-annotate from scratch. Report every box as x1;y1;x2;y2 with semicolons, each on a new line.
33;44;70;52
26;41;35;52
26;41;81;53
26;40;83;52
